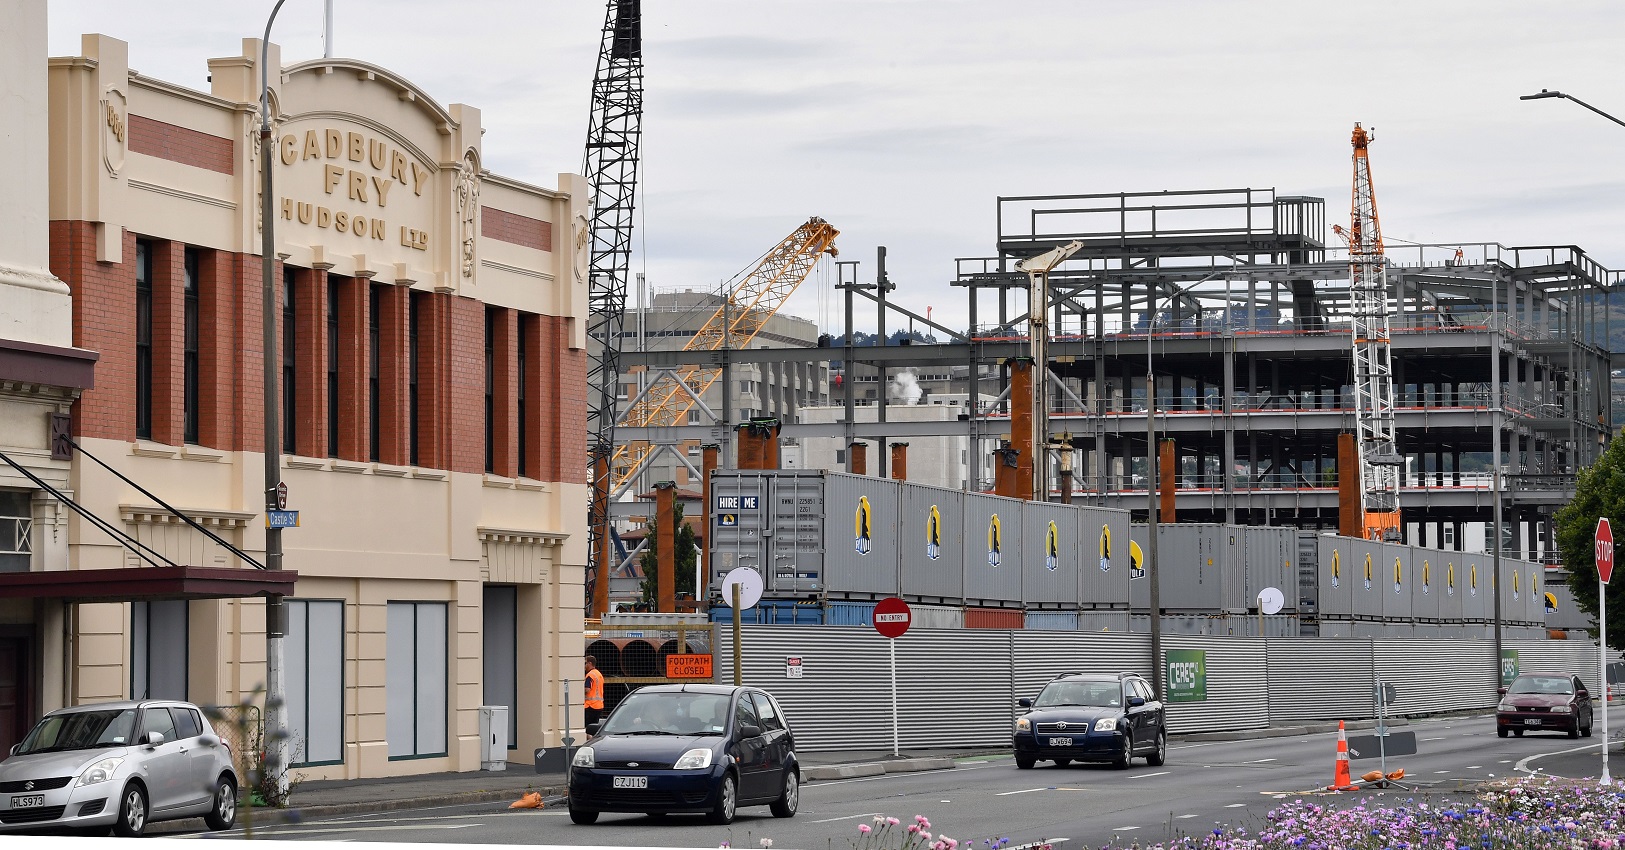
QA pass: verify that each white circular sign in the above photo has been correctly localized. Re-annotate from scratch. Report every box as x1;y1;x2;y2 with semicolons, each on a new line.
1258;586;1285;615
719;567;764;610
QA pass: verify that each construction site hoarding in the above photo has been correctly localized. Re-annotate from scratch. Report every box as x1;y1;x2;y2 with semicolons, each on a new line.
822;473;902;599
1080;505;1133;609
1022;500;1079;608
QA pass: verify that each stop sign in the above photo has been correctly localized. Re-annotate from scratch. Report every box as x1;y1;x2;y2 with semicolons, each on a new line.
1598;518;1615;585
873;597;912;639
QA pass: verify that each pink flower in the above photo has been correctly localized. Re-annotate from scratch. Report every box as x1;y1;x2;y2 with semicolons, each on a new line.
887;817;900;826
859;824;872;835
908;825;920;834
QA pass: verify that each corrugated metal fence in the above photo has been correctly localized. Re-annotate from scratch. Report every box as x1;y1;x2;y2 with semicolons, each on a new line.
715;626;1613;752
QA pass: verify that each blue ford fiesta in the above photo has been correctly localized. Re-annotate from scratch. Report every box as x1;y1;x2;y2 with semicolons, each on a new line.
567;684;799;825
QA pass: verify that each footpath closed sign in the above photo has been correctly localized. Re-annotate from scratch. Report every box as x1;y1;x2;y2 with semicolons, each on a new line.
1166;649;1207;702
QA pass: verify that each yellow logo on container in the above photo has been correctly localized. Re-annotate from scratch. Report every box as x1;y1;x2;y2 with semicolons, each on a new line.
1364;554;1373;590
1447;563;1456;596
926;504;942;561
1046;521;1060;572
1394;557;1403;594
1129;539;1145;579
1331;549;1341;588
1422;560;1430;595
854;496;872;556
1099;524;1112;572
988;514;1002;568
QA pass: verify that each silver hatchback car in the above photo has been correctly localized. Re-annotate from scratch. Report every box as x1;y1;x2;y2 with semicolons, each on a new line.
0;700;238;836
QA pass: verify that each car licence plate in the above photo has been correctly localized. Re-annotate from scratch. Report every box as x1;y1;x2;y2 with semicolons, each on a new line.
1524;719;1541;726
612;776;648;789
1049;737;1073;747
8;795;44;809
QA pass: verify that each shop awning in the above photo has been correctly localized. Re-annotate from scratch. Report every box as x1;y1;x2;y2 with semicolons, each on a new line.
0;566;299;602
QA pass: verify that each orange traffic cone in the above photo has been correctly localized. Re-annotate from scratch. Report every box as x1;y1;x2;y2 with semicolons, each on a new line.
1328;720;1358;791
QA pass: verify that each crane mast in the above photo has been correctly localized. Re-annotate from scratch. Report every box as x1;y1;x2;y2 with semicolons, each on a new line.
584;0;643;617
1346;123;1402;541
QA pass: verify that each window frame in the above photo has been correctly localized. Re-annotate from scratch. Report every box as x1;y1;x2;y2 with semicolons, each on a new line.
385;600;448;761
327;283;340;457
368;284;381;463
135;240;153;441
183;248;200;444
287;598;347;768
283;267;297;455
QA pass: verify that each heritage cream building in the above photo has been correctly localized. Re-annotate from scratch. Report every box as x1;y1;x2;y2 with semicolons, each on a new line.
0;25;589;779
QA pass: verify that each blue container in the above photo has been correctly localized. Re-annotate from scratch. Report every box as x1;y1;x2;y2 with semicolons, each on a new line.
708;600;824;625
826;601;877;627
1024;610;1079;631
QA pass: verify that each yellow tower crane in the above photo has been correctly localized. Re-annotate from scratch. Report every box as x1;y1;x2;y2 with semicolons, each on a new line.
614;217;839;487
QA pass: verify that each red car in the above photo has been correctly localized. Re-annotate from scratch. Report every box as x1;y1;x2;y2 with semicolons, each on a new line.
1496;674;1594;739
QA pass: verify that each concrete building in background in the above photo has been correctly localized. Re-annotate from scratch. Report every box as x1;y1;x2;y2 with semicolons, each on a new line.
792;393;995;491
0;25;590;778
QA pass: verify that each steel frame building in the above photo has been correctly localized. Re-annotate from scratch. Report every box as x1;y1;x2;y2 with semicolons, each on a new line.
619;188;1617;564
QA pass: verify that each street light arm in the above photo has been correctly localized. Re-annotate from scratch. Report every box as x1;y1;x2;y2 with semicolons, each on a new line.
1521;89;1625;131
261;0;290;131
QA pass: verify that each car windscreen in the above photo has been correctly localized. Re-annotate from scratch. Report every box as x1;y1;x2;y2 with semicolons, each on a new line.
600;692;730;736
16;709;137;755
1509;676;1574;695
1035;681;1122;708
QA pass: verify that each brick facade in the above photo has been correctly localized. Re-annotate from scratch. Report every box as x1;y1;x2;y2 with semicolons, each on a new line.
127;115;235;175
480;207;553;252
49;222;577;482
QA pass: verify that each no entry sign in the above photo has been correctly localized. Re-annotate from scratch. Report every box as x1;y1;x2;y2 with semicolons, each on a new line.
873;597;912;639
1598;518;1615;585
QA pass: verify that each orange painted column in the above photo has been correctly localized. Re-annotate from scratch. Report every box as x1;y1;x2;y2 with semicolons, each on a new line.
993;440;1022;498
701;443;718;585
849;441;867;475
758;419;782;469
1338;432;1362;537
1007;358;1035;500
591;451;611;618
736;423;762;470
890;442;908;481
656;481;677;613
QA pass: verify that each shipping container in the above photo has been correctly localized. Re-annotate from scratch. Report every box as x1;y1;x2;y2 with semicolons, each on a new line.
1242;527;1296;612
1079;505;1133;608
707;471;783;595
1128;524;1241;611
1024;610;1079;631
964;607;1024;629
910;603;963;629
962;492;1025;607
1023;500;1079;608
1316;534;1353;619
1380;544;1413;621
822;475;902;599
900;485;965;604
1077;610;1132;633
826;601;877;627
708;600;825;625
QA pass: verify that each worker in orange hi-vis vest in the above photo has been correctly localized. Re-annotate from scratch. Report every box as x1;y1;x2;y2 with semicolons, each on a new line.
584;655;606;728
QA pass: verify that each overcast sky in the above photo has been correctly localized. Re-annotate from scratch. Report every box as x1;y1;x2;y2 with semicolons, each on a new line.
48;1;1625;336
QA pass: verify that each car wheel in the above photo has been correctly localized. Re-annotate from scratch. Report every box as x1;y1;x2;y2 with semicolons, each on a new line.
707;772;738;825
113;783;148;837
1113;734;1133;770
770;769;799;818
1497;727;1508;738
1053;758;1072;767
1569;721;1581;739
1015;754;1036;770
1582;714;1594;738
569;806;599;825
204;775;238;831
1146;731;1167;767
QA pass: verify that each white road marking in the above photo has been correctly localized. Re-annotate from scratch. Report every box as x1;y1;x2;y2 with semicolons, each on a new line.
1111;826;1140;831
240;824;481;836
997;787;1053;796
1465;765;1482;769
1244;758;1277;763
1517;742;1606;774
1434;770;1450;774
1225;803;1247;808
810;812;885;824
1499;759;1512;764
1422;736;1447;741
1176;814;1198;819
1130;771;1171;779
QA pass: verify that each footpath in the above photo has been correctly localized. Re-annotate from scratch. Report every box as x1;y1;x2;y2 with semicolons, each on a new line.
150;718;1413;834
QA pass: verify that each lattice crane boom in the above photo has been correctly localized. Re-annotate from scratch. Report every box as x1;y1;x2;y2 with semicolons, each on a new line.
615;217;839;485
584;0;643;617
1338;123;1402;541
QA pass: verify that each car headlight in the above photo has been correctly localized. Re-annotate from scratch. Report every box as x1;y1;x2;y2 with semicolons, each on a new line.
1093;718;1118;732
1015;717;1031;732
1551;705;1572;714
674;748;714;770
1497;702;1514;712
571;746;595;768
79;757;125;786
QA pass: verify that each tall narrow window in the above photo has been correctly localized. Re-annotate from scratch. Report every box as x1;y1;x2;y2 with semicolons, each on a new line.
485;309;496;474
327;284;340;457
409;292;421;466
283;268;297;455
369;285;381;463
183;248;200;444
385;601;447;759
516;319;528;478
135;241;153;440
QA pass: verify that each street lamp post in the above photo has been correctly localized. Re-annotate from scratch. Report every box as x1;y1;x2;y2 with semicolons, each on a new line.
1520;86;1622;786
259;0;290;804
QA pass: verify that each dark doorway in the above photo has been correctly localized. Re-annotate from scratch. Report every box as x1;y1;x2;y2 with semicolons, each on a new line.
0;632;33;760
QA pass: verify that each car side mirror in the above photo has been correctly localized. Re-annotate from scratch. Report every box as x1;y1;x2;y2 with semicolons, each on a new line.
142;731;165;747
1578;690;1590;699
1016;698;1032;709
739;724;762;739
8;744;18;756
585;723;601;737
1129;696;1146;708
1497;687;1508;696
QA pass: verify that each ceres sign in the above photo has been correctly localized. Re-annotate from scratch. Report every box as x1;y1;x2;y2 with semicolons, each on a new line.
276;125;432;253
